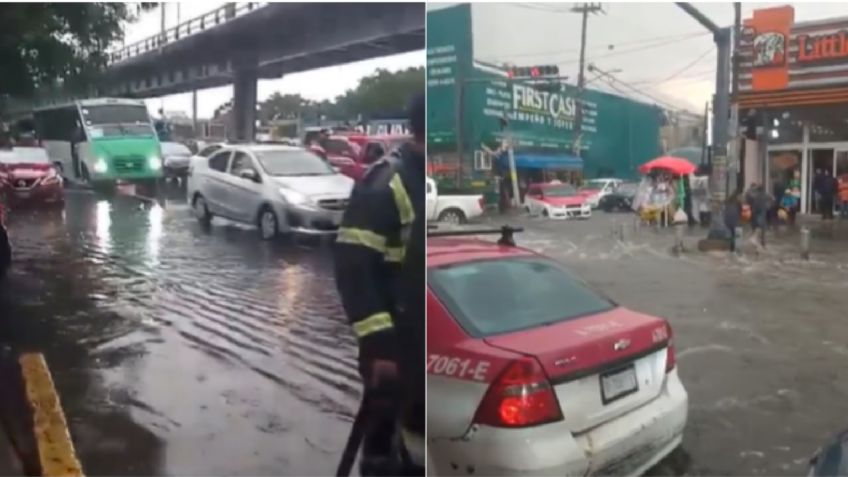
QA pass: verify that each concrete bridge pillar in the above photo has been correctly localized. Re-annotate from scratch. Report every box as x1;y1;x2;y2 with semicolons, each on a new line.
231;61;258;142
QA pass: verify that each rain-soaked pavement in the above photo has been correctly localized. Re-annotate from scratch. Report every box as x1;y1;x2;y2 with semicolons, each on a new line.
477;211;848;476
7;186;848;476
1;184;359;476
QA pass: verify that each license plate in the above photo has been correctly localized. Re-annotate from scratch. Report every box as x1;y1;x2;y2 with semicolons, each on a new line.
600;364;638;404
15;191;31;199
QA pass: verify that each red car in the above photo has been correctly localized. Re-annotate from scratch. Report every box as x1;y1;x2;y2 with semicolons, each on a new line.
305;135;361;169
344;135;412;181
427;226;687;475
307;134;411;181
0;147;64;207
525;182;592;219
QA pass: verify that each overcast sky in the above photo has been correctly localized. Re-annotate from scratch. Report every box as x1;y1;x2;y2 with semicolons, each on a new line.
429;2;848;113
122;3;424;119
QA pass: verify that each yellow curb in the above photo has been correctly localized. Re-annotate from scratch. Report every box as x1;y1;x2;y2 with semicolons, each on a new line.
18;353;83;477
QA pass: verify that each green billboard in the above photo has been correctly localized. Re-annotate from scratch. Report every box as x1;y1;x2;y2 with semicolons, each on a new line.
427;4;664;181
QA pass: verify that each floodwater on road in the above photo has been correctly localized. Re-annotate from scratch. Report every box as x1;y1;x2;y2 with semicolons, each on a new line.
0;186;359;476
478;212;848;476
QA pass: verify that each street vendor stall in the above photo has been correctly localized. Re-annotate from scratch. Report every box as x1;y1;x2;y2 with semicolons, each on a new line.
634;156;696;226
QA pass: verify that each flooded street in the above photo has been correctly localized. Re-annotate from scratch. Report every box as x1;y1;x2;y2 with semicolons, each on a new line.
476;212;848;476
6;188;848;476
0;187;359;476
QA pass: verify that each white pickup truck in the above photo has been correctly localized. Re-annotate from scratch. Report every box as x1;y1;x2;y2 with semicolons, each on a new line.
426;177;484;224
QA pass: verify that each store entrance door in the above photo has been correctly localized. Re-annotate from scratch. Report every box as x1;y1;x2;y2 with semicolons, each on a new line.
808;148;835;214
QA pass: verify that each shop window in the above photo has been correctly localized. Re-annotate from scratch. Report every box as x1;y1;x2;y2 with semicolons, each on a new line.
809;123;848;143
767;150;801;197
767;118;803;145
474;150;492;171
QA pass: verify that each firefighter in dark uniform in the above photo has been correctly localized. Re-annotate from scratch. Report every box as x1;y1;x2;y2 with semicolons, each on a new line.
334;94;425;476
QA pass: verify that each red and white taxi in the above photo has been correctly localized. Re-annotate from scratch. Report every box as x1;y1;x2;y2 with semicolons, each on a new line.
525;182;591;219
0;147;64;207
427;226;688;476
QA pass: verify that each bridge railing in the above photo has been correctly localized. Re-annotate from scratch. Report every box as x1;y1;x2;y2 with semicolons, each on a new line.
108;2;268;65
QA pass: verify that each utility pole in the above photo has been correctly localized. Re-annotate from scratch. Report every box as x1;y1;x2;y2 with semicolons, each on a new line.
571;2;603;157
728;2;742;193
455;79;464;188
159;3;166;49
159;4;166;115
676;2;732;242
501;115;521;208
701;101;709;166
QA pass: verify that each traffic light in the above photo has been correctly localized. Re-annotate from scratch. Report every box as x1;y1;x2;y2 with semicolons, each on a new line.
507;65;559;79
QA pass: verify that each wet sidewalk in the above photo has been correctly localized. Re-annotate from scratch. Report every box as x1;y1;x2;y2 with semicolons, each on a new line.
0;430;19;475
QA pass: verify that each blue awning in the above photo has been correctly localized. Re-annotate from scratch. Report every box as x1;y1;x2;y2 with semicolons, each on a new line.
498;153;583;170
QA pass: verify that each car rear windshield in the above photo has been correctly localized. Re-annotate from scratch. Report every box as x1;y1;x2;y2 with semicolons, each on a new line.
324;138;359;156
429;257;615;337
255;149;335;176
0;148;49;164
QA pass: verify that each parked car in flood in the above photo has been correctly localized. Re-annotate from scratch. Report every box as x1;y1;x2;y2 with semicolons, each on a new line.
426;177;484;224
599;181;639;212
0;146;64;208
161;141;194;179
580;178;624;209
525;183;591;219
186;144;354;240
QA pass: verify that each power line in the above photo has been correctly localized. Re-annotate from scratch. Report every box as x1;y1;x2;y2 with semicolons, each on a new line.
659;46;713;83
480;30;708;64
510;3;574;14
628;68;713;85
590;63;694;113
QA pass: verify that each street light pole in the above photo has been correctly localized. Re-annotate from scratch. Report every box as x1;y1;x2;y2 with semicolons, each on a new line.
676;2;732;242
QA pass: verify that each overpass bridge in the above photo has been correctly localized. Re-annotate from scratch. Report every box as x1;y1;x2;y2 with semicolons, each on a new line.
13;2;425;141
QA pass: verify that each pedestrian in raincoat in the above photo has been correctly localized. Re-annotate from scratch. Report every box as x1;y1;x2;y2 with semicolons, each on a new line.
746;183;771;251
838;174;848;219
819;169;838;220
724;189;743;252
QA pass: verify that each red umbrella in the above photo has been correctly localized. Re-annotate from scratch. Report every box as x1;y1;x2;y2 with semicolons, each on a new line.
639;155;697;175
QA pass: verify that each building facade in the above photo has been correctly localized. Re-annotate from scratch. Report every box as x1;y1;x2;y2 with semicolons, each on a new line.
738;6;848;214
427;4;665;191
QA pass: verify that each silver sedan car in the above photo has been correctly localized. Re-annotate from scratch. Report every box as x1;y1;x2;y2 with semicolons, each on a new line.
186;144;354;239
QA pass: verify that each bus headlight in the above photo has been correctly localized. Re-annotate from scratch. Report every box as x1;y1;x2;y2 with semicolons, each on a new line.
94;159;108;174
148;156;162;171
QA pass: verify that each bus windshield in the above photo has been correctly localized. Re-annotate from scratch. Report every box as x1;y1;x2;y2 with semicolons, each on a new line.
80;104;154;138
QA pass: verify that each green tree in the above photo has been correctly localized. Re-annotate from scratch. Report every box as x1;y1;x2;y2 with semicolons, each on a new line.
0;3;153;98
258;92;309;121
335;67;424;118
256;67;424;124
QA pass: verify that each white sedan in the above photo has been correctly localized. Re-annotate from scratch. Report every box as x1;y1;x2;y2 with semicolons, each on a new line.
186;144;353;239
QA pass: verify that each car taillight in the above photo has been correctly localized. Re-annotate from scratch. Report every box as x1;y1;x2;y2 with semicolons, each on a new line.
473;357;563;428
665;322;676;372
478;197;485;210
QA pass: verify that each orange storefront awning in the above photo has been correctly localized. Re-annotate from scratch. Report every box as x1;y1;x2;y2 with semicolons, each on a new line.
737;86;848;110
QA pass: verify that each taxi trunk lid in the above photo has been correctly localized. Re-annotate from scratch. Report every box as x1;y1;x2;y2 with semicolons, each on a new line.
483;307;671;433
